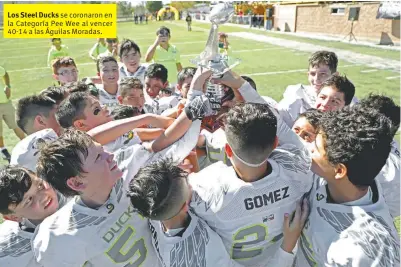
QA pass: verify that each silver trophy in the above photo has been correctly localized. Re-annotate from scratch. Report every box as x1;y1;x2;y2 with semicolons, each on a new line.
191;3;240;107
191;3;240;77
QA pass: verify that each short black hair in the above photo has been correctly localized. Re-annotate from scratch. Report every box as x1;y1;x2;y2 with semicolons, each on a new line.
321;75;355;106
308;51;338;73
177;67;196;86
119;77;143;97
127;158;189;220
119;39;141;59
224;103;277;164
156;26;171;36
56;92;90;129
0;166;33;215
96;56;118;73
37;129;93;197
145;63;168;84
39;86;68;104
318;106;392;188
16;93;58;134
111;105;140;120
296;109;323;130
241;75;257;91
51;38;61;42
63;81;99;98
358;93;400;137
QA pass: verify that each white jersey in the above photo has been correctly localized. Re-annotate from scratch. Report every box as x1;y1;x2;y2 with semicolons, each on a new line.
149;211;240;267
33;120;201;267
277;84;358;128
201;128;230;167
295;177;400;267
119;64;148;85
189;144;313;267
0;220;39;267
96;84;120;112
375;140;400;218
10;129;58;171
103;129;142;153
144;96;180;115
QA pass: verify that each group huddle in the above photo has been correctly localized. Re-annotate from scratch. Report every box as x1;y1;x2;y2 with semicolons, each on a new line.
0;26;400;267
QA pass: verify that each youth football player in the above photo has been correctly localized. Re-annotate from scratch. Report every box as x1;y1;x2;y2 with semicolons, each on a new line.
32;68;215;267
296;105;400;266
128;158;310;267
0;166;67;267
189;103;313;266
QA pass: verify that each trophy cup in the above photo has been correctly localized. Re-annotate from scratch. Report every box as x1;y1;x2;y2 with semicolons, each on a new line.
191;3;240;105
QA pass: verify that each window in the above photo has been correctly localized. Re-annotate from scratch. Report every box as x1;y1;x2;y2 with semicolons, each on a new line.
331;7;345;15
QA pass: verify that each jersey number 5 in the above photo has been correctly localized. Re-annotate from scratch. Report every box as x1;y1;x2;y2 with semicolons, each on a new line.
106;226;147;267
231;224;268;260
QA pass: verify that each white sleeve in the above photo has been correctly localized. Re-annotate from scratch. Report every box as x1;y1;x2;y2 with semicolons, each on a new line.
104;130;142;153
276;98;298;128
150;120;201;164
89;43;98;58
237;82;305;149
238;81;266;104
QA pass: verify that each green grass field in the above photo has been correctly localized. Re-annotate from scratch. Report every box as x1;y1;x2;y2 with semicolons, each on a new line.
0;20;399;229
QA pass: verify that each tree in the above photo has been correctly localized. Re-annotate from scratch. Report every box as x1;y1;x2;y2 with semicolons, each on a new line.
146;1;163;13
171;1;196;11
118;1;134;17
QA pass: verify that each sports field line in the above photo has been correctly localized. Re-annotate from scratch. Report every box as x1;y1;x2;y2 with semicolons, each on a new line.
360;69;378;73
6;47;287;73
243;64;357;76
385;76;400;80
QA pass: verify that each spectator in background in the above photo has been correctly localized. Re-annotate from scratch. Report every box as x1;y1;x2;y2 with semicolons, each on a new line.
0;66;25;162
88;38;108;61
47;38;69;67
97;38;119;59
186;14;192;31
145;26;182;87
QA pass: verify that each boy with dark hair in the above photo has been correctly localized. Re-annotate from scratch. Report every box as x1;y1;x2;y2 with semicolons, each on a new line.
96;56;120;111
144;63;179;115
51;56;79;86
32;71;215;266
118;77;145;113
119;39;148;84
145;26;182;86
64;81;99;99
356;94;400;218
315;74;355;112
277;51;357;127
128;158;309;267
0;166;67;266
47;38;69;67
11;87;67;170
177;67;196;99
111;104;141;120
296;106;400;266
189;103;313;266
291;109;323;143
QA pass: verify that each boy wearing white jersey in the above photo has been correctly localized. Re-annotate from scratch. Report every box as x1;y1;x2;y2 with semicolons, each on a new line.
56;91;173;153
296;106;400;267
189;102;313;267
32;69;216;267
277;51;358;128
119;39;148;84
0;166;67;267
143;63;180;115
128;158;309;267
11;87;67;170
96;56;120;111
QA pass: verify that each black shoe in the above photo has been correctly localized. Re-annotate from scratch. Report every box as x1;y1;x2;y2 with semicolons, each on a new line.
1;148;11;163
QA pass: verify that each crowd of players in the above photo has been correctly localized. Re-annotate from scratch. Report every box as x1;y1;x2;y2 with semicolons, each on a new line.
0;25;400;267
